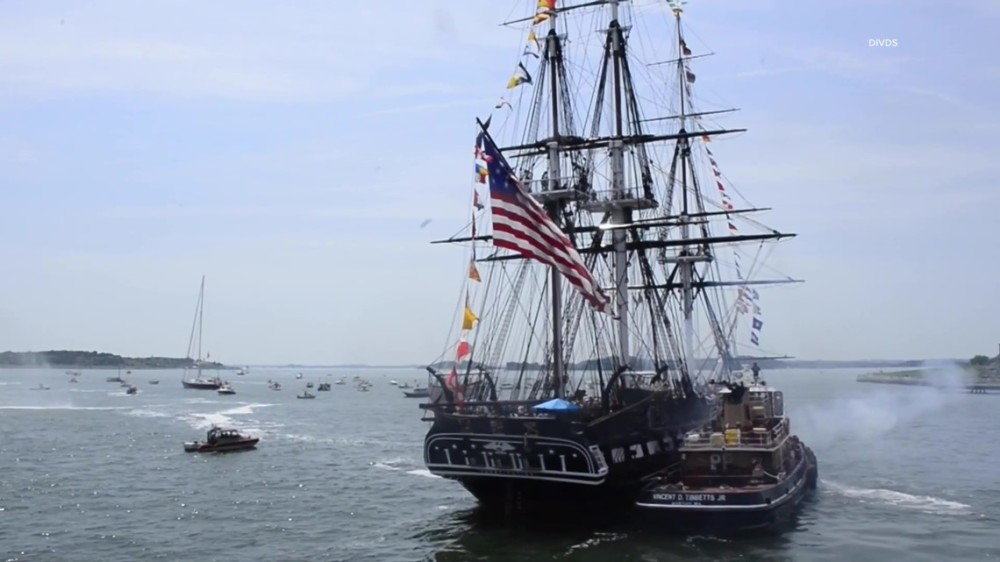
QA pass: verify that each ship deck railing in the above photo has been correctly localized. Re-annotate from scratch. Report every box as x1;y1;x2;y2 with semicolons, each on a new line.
419;399;587;418
680;417;789;450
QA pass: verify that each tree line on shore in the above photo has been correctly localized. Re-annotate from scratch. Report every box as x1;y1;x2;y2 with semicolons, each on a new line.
0;350;225;369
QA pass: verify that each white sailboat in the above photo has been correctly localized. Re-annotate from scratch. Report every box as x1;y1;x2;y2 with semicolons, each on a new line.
181;275;223;390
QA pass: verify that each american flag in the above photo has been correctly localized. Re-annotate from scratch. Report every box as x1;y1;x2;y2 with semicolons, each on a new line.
476;130;612;315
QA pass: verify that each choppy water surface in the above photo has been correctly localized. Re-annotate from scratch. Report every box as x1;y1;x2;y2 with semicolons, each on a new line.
1;367;997;561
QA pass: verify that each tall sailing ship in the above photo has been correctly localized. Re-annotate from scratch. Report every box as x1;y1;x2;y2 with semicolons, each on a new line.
420;0;798;514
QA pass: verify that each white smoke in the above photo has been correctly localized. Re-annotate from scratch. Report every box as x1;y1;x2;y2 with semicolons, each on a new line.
792;360;971;447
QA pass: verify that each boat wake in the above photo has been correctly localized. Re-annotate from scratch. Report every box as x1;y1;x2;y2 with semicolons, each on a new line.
217;403;278;416
371;457;407;471
125;408;172;418
824;480;973;515
0;405;128;411
564;532;628;556
371;458;442;480
180;402;279;429
405;469;441;479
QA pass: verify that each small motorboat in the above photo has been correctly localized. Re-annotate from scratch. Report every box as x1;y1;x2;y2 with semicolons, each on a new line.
184;426;259;453
296;373;303;379
217;382;236;395
306;381;314;388
30;384;51;391
125;385;138;395
297;390;316;399
335;378;346;385
403;386;430;398
317;382;331;391
268;380;282;391
149;380;160;385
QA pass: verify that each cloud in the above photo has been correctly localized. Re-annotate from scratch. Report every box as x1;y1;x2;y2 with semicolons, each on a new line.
0;1;513;102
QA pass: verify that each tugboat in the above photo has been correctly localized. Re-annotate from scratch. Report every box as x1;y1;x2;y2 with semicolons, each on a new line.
634;368;818;532
183;426;259;453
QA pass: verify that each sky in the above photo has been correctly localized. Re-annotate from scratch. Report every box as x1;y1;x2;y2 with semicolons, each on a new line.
0;0;997;365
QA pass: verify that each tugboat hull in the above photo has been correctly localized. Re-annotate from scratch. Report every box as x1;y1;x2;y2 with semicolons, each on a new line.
634;443;818;533
183;437;259;453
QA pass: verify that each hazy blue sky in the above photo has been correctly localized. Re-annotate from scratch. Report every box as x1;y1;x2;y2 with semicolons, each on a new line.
1;0;997;365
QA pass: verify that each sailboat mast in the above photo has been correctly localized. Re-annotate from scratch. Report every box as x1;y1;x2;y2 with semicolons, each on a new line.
674;7;695;366
608;0;630;364
545;11;565;399
197;274;205;376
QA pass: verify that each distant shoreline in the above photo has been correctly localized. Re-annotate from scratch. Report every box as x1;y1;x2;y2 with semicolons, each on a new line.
0;350;225;371
0;349;978;371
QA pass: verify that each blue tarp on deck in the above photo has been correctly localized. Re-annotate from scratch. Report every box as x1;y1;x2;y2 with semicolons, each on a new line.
532;398;581;412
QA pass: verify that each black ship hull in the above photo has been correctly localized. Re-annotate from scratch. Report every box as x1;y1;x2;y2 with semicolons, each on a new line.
422;393;714;514
633;442;818;533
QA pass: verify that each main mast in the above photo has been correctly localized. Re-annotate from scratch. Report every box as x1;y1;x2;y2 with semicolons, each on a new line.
578;0;659;368
673;3;695;367
609;0;630;365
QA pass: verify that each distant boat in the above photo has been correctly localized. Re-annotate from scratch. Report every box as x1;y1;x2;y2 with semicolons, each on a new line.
217;382;236;395
335;378;346;385
389;379;398;386
236;367;248;376
268;380;282;391
184;426;258;453
297;390;316;399
317;382;331;391
403;386;429;398
149;380;160;385
69;377;78;384
296;373;303;379
125;385;138;395
306;381;314;388
30;384;50;391
181;275;223;391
